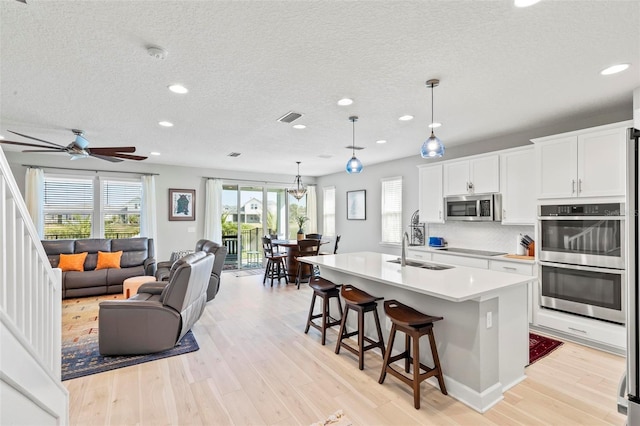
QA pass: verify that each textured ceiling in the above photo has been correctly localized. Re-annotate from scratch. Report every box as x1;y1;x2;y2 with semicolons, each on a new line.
1;1;639;177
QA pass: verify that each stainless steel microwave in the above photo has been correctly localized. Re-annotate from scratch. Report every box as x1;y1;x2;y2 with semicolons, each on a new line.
445;194;502;222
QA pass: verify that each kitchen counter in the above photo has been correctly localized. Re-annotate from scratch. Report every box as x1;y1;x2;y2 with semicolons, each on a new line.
300;251;534;413
409;245;536;264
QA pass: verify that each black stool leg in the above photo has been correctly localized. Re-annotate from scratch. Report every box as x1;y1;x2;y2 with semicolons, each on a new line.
413;331;421;409
335;305;350;354
305;292;317;334
379;324;397;384
429;329;448;395
372;308;386;358
358;307;365;370
321;293;328;345
405;333;411;373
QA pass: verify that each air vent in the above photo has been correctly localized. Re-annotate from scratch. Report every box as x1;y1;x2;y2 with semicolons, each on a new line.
227;152;241;157
277;111;303;123
345;145;365;150
318;154;333;159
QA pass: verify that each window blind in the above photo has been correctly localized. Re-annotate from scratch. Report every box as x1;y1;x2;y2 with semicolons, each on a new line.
44;176;93;211
323;186;336;236
381;177;403;244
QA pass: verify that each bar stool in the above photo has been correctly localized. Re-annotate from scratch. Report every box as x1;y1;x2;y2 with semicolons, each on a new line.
262;237;287;286
334;285;385;370
304;276;343;345
378;299;447;409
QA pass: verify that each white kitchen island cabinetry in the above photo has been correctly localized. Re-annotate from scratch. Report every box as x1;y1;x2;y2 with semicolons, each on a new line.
301;252;534;413
443;154;499;196
417;164;444;223
533;121;631;199
500;146;536;225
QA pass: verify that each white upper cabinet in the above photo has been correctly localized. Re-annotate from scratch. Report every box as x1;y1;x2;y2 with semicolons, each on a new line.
533;122;630;199
443;155;499;196
418;164;444;223
500;147;536;225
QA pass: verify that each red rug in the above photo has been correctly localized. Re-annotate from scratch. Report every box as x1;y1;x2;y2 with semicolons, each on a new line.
528;332;563;365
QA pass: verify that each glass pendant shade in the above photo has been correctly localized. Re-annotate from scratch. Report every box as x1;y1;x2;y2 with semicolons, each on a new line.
420;131;445;158
346;155;364;173
346;116;363;174
287;161;307;200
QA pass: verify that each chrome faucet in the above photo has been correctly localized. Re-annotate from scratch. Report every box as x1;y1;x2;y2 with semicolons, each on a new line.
401;231;409;266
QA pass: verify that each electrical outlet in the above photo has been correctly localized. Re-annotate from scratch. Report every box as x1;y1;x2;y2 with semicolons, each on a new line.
486;311;493;329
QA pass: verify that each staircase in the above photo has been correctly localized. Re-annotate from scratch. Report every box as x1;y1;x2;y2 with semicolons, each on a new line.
0;148;68;424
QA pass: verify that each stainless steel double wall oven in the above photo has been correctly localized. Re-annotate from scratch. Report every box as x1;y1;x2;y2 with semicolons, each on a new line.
538;202;626;324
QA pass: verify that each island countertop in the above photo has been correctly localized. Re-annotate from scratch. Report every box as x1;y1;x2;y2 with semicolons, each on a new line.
300;251;535;303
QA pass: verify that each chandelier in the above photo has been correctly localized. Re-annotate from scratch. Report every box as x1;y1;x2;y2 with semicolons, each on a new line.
287;161;307;200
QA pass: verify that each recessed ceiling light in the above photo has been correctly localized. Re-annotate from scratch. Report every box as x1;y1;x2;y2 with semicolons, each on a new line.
168;84;188;94
514;0;540;7
158;121;173;127
0;135;4;140
600;63;630;75
337;98;353;106
376;140;387;144
293;124;306;129
429;122;442;128
399;115;414;121
150;151;161;156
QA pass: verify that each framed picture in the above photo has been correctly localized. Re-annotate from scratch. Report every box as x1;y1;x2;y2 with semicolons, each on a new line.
347;190;366;220
169;189;196;221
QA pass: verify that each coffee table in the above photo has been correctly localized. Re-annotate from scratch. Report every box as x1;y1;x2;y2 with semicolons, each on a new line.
123;275;157;298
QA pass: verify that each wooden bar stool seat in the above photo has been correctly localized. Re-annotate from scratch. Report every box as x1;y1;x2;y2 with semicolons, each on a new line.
378;299;447;409
334;285;385;370
304;277;343;345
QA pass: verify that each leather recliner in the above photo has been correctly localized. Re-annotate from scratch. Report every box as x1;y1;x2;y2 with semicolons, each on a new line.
98;251;215;355
155;239;227;301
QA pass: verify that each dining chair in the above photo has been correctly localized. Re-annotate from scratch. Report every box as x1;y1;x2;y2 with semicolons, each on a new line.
320;234;341;255
262;237;287;286
305;233;322;240
295;238;320;289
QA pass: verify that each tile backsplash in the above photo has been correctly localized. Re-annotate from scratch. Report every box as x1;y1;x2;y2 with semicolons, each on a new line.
425;222;535;254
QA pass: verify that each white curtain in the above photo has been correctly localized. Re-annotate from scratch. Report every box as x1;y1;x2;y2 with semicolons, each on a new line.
140;175;158;251
25;167;44;237
204;178;223;242
306;184;318;234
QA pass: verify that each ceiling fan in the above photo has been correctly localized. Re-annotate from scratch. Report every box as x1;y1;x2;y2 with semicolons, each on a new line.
0;129;147;163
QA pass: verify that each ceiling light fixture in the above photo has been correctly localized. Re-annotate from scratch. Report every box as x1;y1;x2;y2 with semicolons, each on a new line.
514;0;540;7
158;121;173;127
150;151;161;156
147;46;168;60
421;79;445;159
600;63;630;75
376;139;387;144
168;84;188;94
287;161;307;200
337;98;353;106
346;116;364;174
292;124;306;129
399;115;414;121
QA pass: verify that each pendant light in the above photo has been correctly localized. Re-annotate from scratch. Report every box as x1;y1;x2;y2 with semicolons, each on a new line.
287;161;307;200
420;79;445;158
346;116;364;173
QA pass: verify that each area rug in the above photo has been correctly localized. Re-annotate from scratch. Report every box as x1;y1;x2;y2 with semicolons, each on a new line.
528;332;563;365
61;295;199;381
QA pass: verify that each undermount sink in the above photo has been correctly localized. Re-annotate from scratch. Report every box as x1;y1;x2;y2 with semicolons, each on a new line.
387;258;454;270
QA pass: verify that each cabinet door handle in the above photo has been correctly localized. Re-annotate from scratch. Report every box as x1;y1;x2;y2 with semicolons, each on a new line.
502;266;517;271
568;326;587;334
578;179;582;194
571;179;576;194
503;209;506;219
439;211;442;220
468;182;474;193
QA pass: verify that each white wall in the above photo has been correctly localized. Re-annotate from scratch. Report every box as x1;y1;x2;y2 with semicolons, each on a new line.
5;151;316;261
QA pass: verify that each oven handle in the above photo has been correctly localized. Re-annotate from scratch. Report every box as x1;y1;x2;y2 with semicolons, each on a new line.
539;260;625;275
538;216;625;221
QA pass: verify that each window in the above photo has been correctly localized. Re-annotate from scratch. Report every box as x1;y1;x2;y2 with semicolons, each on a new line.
381;176;403;244
323;186;336;236
43;174;141;239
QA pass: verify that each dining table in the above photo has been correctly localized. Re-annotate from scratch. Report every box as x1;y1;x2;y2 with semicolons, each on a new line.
271;239;329;283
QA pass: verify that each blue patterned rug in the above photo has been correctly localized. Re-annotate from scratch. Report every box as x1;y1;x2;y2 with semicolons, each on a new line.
61;331;199;381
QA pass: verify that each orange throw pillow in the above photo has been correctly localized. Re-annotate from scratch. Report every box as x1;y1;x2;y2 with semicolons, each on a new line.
58;252;87;272
96;251;123;270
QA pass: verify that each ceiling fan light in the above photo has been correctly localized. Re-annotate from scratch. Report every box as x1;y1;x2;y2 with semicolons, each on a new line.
346;155;364;174
74;134;89;149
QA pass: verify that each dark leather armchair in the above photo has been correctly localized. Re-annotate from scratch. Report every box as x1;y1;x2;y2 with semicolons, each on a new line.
98;251;214;355
155;239;227;301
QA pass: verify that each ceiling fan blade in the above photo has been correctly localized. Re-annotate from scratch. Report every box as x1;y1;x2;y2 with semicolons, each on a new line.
7;130;66;148
89;153;124;163
22;149;67;153
87;146;137;154
0;140;62;150
109;153;148;161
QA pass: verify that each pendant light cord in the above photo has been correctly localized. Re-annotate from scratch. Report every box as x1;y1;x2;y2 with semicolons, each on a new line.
352;118;356;156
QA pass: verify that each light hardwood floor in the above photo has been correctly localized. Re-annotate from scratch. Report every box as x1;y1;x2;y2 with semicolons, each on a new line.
65;272;627;425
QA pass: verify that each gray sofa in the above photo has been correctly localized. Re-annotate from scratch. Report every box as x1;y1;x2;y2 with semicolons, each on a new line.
42;237;156;299
155;239;227;301
98;251;214;355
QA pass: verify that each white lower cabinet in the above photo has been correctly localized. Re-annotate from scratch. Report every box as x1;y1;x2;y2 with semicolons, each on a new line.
489;260;536;324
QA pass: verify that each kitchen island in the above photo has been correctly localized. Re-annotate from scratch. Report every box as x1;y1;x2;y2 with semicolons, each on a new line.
300;251;536;413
